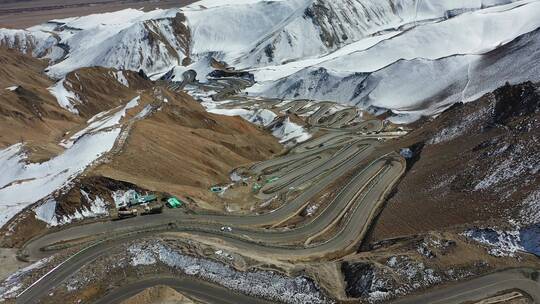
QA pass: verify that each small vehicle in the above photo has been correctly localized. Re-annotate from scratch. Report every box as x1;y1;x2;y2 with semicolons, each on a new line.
220;226;232;232
141;204;163;215
210;186;224;193
116;208;137;220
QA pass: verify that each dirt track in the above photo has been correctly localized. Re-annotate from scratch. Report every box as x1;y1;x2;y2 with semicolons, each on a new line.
0;0;197;28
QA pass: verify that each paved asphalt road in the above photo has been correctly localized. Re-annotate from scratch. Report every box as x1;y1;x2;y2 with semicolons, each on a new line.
391;268;540;304
94;269;540;304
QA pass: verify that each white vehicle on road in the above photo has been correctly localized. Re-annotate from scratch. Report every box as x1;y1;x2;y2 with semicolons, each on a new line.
220;226;232;232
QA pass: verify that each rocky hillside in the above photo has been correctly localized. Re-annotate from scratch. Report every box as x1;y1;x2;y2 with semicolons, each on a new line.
0;46;281;242
369;81;539;255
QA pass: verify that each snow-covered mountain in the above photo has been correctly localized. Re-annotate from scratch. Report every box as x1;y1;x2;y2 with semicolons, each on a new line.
2;8;190;79
1;0;540;121
248;0;540;121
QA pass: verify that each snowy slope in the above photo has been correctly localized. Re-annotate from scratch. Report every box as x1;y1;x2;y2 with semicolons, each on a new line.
249;0;540;122
1;0;518;80
0;94;143;228
185;0;519;69
1;0;539;121
48;78;82;114
0;8;190;79
0;29;59;59
0;129;120;227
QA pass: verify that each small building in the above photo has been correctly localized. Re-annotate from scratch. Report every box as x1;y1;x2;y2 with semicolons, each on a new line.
166;197;183;208
126;190;157;207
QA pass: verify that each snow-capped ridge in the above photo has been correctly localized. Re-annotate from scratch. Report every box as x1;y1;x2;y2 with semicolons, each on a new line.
249;0;540;122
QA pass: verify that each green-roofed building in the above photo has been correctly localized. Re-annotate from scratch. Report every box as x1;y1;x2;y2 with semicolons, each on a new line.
166;197;183;208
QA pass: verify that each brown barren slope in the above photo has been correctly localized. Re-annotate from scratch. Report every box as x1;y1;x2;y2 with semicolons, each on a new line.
368;82;540;242
0;47;81;160
94;89;283;210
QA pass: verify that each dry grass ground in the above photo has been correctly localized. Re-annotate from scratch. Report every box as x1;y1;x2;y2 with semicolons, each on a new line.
0;47;82;160
0;248;29;281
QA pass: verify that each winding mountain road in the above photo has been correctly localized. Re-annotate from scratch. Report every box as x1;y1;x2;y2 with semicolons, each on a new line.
14;76;538;304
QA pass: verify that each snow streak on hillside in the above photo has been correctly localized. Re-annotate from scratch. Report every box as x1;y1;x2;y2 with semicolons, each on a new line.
0;130;119;227
1;0;540;122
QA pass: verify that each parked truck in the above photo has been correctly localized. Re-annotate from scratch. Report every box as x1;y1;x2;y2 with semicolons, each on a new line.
115;208;138;220
141;203;164;215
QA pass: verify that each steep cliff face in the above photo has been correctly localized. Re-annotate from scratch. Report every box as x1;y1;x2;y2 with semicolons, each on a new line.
203;0;507;68
43;11;191;79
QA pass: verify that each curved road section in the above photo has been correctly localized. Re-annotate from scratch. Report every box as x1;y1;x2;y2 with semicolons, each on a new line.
391;268;540;304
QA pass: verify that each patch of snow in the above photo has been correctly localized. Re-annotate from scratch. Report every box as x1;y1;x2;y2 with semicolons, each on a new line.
126;240;331;304
207;107;253;119
0;29;58;58
474;143;540;191
112;190;132;209
429;105;490;145
134;105;154;120
520;190;540;226
271;118;311;144
155;65;189;81
60;96;139;148
463;226;540;257
385;256;441;287
47;79;81;114
0;256;52;301
208;105;289;138
115;71;129;87
33;198;57;226
33;190;109;227
129;243;157;266
5;86;18;91
248;109;277;126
